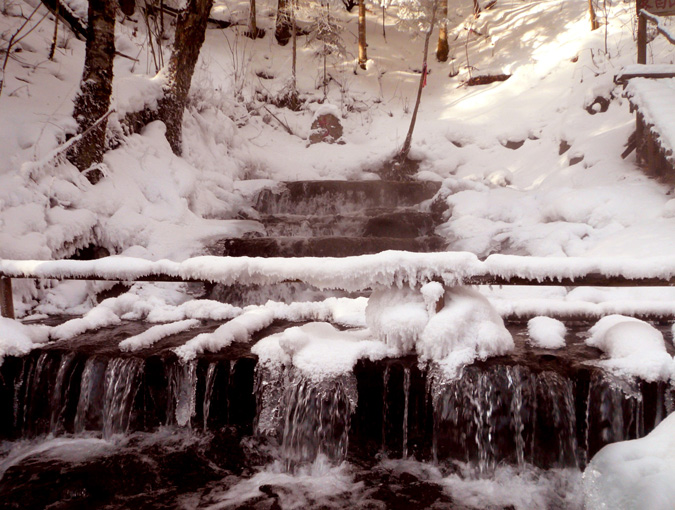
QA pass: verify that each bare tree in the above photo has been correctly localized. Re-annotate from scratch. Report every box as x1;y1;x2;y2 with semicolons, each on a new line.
156;0;214;155
67;0;116;182
436;0;448;61
276;0;293;45
398;0;440;162
247;0;258;39
588;0;599;30
358;0;367;69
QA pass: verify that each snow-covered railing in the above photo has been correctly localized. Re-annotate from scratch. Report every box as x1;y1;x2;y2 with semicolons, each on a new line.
637;9;675;65
3;253;675;318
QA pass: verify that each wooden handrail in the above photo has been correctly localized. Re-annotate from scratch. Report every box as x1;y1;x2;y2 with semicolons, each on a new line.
3;255;675;318
637;9;675;64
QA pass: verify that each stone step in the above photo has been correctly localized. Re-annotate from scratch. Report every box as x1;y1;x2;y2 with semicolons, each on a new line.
208;236;448;258
254;180;442;215
259;209;437;238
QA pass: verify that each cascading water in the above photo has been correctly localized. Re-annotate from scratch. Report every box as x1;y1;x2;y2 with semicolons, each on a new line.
254;365;358;469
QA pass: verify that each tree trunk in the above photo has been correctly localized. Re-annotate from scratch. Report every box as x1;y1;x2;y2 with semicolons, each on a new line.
358;0;367;69
67;0;116;181
276;0;292;45
588;0;599;30
156;0;213;155
398;0;439;162
436;0;448;62
247;0;257;38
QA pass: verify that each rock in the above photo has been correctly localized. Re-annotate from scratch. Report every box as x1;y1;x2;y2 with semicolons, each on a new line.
309;110;343;144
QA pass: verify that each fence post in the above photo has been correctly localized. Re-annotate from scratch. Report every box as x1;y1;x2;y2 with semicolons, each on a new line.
0;277;14;319
637;10;647;64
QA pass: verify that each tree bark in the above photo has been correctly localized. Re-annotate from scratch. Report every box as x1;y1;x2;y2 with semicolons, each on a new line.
156;0;213;155
588;0;599;30
276;0;292;45
398;0;439;162
247;0;257;38
67;0;116;180
358;0;367;69
436;0;448;62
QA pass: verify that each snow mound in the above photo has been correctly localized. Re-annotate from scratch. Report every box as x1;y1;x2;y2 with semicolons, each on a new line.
252;322;396;381
0;317;49;365
587;315;675;382
583;411;675;510
367;285;513;377
527;316;566;349
418;287;514;377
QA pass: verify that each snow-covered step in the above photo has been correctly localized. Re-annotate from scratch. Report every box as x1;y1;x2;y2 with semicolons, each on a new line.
254;180;441;215
259;210;437;238
209;235;447;258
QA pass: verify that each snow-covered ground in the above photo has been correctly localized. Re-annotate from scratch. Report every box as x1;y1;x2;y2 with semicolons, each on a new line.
4;0;675;505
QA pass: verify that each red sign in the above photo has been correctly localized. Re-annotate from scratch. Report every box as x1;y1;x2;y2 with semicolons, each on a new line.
639;0;675;16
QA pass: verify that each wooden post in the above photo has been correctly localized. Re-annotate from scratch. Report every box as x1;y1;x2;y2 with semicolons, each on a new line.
0;277;14;319
637;10;647;64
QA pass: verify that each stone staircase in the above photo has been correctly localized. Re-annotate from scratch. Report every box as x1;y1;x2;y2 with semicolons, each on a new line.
209;180;446;258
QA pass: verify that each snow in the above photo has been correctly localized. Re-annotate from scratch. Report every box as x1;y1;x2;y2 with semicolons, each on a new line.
418;286;513;377
366;285;513;377
0;317;49;365
586;315;675;382
118;318;201;352
624;77;675;162
527;316;566;349
174;297;368;361
252;322;395;381
583;411;675;510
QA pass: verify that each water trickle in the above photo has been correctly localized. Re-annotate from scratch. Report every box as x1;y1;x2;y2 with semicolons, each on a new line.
203;362;218;432
102;358;144;438
254;364;287;437
584;372;645;460
280;373;358;470
402;367;410;459
74;357;107;434
49;352;77;435
430;365;582;473
381;365;390;453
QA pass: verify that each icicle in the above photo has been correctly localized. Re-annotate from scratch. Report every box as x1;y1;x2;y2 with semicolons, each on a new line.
171;360;198;428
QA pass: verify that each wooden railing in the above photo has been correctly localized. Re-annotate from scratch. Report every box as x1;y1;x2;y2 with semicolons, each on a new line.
3;254;675;319
637;9;675;65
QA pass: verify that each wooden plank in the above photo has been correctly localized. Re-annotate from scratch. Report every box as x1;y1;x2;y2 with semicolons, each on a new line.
3;271;675;288
0;277;14;319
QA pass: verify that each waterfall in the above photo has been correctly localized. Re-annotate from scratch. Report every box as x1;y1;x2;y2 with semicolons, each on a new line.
102;358;144;438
